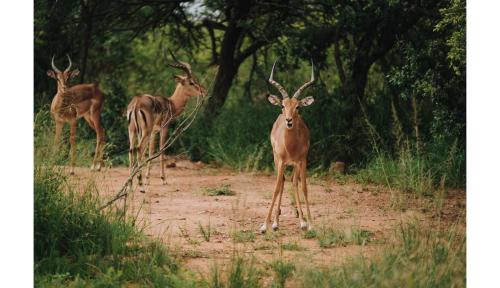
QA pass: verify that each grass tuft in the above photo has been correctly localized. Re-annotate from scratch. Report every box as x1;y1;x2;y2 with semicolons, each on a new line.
204;184;236;196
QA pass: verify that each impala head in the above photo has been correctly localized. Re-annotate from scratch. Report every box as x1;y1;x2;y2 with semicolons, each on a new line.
267;60;316;129
168;50;207;98
47;55;80;90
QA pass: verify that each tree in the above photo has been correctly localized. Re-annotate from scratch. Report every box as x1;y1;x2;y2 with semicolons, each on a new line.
198;0;304;125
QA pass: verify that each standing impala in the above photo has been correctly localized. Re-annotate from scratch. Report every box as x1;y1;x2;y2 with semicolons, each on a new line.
260;60;316;233
127;51;206;193
47;55;105;174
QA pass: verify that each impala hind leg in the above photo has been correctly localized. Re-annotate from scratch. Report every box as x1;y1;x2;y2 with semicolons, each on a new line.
300;161;313;231
145;131;156;185
128;125;136;189
84;115;97;171
93;119;105;171
69;121;77;175
159;127;168;185
260;161;285;234
136;134;150;193
53;120;63;155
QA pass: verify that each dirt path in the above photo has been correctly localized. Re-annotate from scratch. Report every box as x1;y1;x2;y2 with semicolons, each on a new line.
71;159;465;281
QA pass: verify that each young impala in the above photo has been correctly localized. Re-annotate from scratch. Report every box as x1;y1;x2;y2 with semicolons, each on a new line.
260;60;316;233
127;51;207;193
47;55;105;174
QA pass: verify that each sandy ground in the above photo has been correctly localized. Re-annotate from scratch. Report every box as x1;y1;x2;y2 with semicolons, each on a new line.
70;158;465;282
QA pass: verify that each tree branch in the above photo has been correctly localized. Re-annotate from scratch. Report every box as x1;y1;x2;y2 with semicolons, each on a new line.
235;38;266;65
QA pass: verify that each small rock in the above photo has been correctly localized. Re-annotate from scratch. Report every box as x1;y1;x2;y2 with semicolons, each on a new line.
166;162;176;168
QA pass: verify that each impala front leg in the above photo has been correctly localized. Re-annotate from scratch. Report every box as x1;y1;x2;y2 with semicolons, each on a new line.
260;161;285;234
272;174;285;231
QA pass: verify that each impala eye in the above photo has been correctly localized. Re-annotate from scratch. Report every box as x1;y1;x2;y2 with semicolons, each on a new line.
281;105;284;109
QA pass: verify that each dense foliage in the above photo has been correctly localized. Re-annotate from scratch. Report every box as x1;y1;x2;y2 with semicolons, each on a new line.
34;0;465;188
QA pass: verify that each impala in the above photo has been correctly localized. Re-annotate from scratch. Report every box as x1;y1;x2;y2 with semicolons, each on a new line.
260;60;316;233
47;55;105;174
127;51;207;193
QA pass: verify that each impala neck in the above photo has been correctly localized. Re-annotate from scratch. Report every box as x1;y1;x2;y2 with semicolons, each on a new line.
169;84;191;116
283;121;301;152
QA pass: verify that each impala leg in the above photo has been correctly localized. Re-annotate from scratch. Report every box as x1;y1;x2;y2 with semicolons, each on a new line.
293;164;307;230
159;127;168;185
69;121;77;175
300;161;313;231
84;115;98;171
136;133;150;193
145;131;156;184
260;161;285;234
93;114;105;171
53;120;63;154
292;168;300;218
128;125;136;189
273;174;285;231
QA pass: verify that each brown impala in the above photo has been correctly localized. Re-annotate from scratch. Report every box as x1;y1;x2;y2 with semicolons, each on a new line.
127;51;206;193
47;55;105;174
260;60;316;233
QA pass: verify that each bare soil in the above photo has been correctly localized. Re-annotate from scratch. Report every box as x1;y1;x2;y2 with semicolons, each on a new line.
71;158;465;282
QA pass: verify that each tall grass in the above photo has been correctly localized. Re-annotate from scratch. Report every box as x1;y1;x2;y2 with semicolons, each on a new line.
296;221;466;287
34;165;194;286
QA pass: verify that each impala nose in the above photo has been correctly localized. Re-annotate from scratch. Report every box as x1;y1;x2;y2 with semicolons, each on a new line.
286;118;293;128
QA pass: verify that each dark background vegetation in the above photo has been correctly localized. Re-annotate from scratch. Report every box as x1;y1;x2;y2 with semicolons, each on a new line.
34;0;465;187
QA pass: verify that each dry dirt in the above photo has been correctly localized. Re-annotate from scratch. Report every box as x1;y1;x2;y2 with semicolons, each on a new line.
71;158;465;281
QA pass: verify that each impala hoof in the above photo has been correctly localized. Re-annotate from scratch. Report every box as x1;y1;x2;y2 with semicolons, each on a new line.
139;187;146;193
161;176;167;185
272;222;279;231
300;220;308;230
259;224;267;234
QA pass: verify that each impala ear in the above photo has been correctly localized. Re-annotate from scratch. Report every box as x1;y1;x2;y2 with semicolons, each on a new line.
174;75;185;84
70;69;80;78
47;70;56;79
267;94;282;106
299;96;315;107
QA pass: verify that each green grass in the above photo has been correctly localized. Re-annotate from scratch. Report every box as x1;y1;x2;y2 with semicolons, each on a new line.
355;139;465;197
208;257;261;288
316;227;372;248
232;230;256;243
280;241;306;251
198;221;213;242
34;165;195;287
296;221;465;287
204;184;236;196
270;260;296;288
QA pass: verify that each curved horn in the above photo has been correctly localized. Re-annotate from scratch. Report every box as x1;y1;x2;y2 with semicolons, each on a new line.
65;54;73;73
51;55;61;73
292;60;316;98
167;49;193;78
268;61;289;99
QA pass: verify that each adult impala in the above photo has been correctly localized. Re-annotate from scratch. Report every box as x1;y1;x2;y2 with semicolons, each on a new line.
260;60;316;233
127;51;207;193
47;55;105;174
